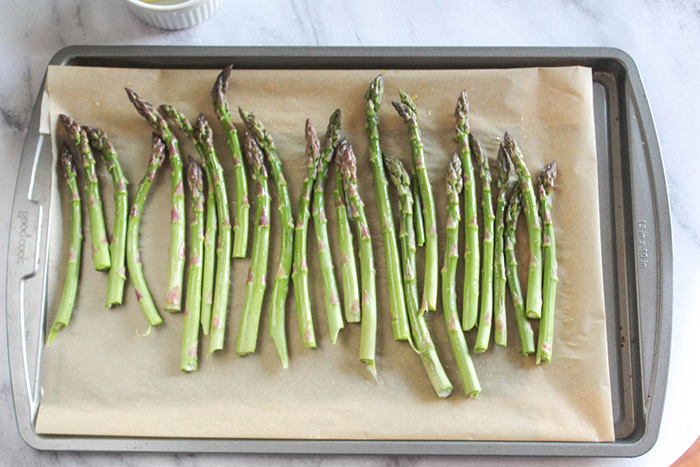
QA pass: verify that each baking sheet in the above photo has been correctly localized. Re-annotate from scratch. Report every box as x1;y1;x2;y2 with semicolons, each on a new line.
36;65;614;442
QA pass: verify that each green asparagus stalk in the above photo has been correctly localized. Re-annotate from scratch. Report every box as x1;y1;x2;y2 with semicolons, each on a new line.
338;139;377;377
83;126;128;307
59;115;111;271
182;157;205;372
125;89;185;312
472;133;495;353
236;133;271;355
292;119;320;349
443;153;481;397
199;172;217;335
159;105;218;335
502;132;543;320
384;153;452;398
126;134;166;327
333;146;361;324
455;92;480;331
392;91;438;311
47;144;83;343
213;65;250;258
505;188;536;356
536;161;559;364
412;171;426;247
239;108;292;369
313;110;344;343
493;145;510;347
365;75;409;341
193;114;232;354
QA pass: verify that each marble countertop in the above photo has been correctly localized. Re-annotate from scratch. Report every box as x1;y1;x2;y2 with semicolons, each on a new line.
1;1;698;465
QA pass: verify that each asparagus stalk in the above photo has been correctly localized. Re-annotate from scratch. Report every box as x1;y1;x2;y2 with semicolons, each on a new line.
443;153;481;397
333;146;361;324
313;110;344;342
338;139;377;377
455;92;480;331
412;171;426;247
125;89;185;312
392;91;438;311
83;126;128;307
193;114;232;354
59;115;111;271
213;65;250;258
536;161;559;364
126;134;166;327
236;134;271;355
159;105;218;335
239;108;292;369
384;153;452;398
505;188;536;356
182;157;205;372
47;144;83;343
493;145;511;347
502;132;543;320
291;120;320;349
199;170;218;335
472;133;495;353
365;75;409;341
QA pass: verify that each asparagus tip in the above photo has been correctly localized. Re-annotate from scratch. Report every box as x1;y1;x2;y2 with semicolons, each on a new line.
497;144;511;180
187;155;203;192
213;64;233;103
365;74;384;108
151;133;166;164
124;87;138;102
539;160;558;193
447;152;463;194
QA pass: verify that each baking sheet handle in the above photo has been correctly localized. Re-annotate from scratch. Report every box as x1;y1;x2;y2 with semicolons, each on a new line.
6;80;52;441
622;48;672;449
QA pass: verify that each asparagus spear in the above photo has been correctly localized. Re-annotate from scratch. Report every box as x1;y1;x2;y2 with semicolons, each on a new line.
126;134;166;327
159;105;218;335
505;188;536;356
536;161;559;364
338;139;377;377
193;114;232;354
182;157;205;372
443;153;481;397
333;144;361;324
502;132;543;320
365;75;409;341
312;110;344;342
292;120;320;349
59;115;111;271
83;126;128;307
384;153;452;397
392;91;438;311
413;172;426;247
47;144;83;343
239;108;292;369
493;145;510;347
235;134;271;355
213;65;250;258
472;133;495;353
455;92;480;331
125;89;185;313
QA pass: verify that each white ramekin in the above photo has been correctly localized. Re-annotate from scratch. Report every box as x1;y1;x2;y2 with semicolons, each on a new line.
125;0;223;30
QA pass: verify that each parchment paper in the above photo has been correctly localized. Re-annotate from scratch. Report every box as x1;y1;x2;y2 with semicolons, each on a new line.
36;65;614;442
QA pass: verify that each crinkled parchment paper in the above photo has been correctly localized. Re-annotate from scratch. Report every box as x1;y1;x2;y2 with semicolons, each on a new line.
36;65;614;442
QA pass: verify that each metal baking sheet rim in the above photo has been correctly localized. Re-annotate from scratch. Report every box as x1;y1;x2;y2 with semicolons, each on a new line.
6;46;672;457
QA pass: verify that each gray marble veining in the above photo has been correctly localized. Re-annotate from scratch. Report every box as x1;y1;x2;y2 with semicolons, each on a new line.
1;1;699;466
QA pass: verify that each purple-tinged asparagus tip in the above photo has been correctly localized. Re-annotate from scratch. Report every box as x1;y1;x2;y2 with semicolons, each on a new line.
187;155;204;195
213;64;233;102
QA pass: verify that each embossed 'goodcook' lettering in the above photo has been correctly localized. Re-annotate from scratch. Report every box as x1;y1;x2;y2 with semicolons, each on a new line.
16;210;32;265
